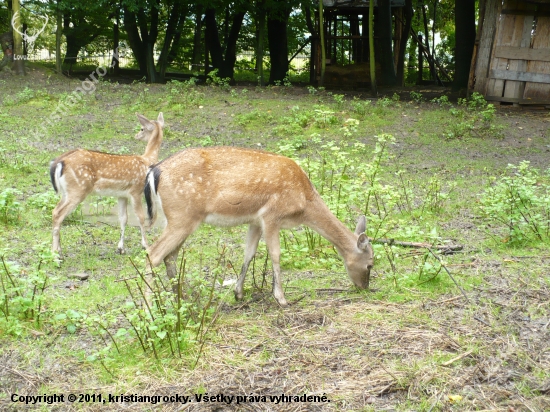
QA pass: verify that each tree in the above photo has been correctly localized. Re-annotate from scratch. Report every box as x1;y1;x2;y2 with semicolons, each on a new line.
255;0;267;85
158;0;189;82
376;0;396;85
10;0;25;75
266;0;292;84
62;3;111;67
396;0;413;86
0;31;13;70
204;2;247;81
123;0;160;82
453;0;475;90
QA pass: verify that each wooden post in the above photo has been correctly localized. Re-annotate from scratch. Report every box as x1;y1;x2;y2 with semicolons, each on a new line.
319;0;326;86
55;2;62;74
369;0;377;95
417;34;423;85
256;0;266;86
333;15;337;63
204;27;210;76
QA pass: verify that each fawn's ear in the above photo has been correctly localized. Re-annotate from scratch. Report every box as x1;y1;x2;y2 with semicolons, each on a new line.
137;114;155;131
157;112;164;128
357;233;370;251
354;215;366;235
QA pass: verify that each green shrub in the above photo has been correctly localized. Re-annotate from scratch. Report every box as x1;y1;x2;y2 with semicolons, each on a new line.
0;188;22;224
479;161;550;245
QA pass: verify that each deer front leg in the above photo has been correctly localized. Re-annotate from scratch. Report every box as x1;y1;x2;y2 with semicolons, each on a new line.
117;197;128;254
235;224;262;301
130;192;148;249
263;226;287;307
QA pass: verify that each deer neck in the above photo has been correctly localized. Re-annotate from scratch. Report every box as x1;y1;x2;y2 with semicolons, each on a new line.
305;197;356;259
142;125;163;164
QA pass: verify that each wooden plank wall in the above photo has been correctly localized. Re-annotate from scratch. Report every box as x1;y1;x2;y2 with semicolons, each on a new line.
523;9;550;100
472;0;502;95
473;0;550;105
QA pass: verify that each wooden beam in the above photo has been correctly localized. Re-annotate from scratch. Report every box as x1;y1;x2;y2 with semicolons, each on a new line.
501;9;550;16
494;46;550;62
490;68;550;83
485;95;520;102
486;95;550;105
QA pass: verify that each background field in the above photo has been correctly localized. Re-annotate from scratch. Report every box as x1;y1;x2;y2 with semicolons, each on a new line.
0;65;549;411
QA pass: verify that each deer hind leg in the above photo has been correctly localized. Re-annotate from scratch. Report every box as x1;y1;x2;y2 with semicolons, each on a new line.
163;247;181;293
263;225;287;307
146;219;201;297
52;193;86;256
116;197;128;253
130;192;148;249
234;224;262;302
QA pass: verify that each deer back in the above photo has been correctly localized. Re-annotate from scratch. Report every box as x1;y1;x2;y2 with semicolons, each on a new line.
151;147;317;224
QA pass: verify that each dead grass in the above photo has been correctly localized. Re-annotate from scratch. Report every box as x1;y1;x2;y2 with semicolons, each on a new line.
2;265;548;411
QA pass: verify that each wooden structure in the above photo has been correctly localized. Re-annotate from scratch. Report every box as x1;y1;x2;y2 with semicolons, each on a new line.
312;0;405;88
471;0;550;107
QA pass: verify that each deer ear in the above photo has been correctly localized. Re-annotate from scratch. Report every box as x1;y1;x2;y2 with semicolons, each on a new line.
357;233;370;251
157;112;164;127
137;114;154;131
354;215;366;235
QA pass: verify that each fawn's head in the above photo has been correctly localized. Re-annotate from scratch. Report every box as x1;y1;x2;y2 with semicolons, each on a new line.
135;112;164;142
345;216;374;289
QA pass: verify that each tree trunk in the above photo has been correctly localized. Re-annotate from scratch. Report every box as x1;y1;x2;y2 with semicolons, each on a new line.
421;4;434;80
137;5;159;83
12;0;25;75
205;8;225;73
192;6;203;70
166;15;185;68
111;12;120;75
123;5;163;81
205;7;246;81
267;4;291;84
303;4;316;84
55;4;62;73
396;0;413;85
377;0;396;85
453;0;476;90
158;2;186;82
63;33;82;66
221;10;245;79
123;7;146;76
256;0;266;86
0;32;13;70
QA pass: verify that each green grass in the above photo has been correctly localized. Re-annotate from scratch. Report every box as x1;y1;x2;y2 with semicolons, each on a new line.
0;68;549;410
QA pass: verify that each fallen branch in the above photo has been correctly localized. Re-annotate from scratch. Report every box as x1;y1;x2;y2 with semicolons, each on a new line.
441;349;474;366
373;238;463;254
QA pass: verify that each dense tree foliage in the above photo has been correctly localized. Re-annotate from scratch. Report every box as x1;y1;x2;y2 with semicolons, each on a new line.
1;0;477;86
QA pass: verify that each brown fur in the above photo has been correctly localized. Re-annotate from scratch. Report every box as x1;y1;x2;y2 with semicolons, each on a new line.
50;113;164;256
146;146;374;306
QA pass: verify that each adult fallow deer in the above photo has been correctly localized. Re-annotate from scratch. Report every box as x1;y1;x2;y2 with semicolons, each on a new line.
50;112;164;256
144;146;373;306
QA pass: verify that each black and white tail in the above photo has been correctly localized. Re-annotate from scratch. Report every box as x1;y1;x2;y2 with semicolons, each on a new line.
49;160;64;194
144;166;162;226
